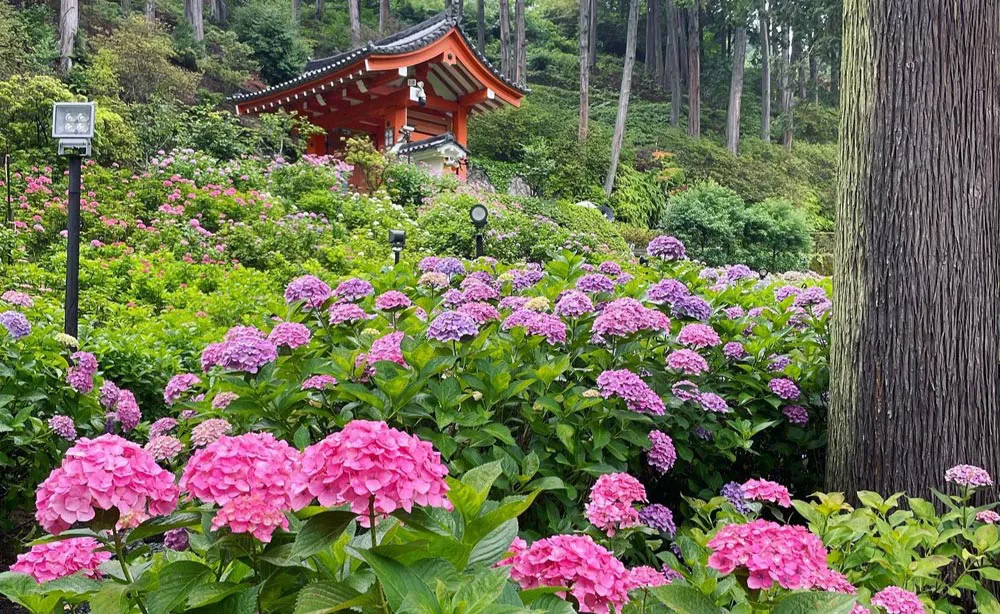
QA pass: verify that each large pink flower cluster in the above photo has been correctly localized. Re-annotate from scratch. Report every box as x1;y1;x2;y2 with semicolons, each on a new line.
458;301;502;324
164;373;201;405
666;349;710;375
202;329;278;374
211;493;291;543
707;520;830;590
507;534;632;614
284;275;332;309
585;472;647;536
357;331;408;373
268;322;311;349
676;323;721;348
596;369;666;415
741;478;793;507
592;298;669;339
945;464;993;489
10;537;112;582
297;420;449;523
870;586;926;614
35;434;179;534
502;309;567;345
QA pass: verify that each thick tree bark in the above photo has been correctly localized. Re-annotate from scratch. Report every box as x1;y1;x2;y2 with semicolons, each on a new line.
589;0;597;70
644;0;653;74
780;27;792;150
499;0;511;78
796;44;807;100
685;3;700;138
603;0;639;195
146;0;154;20
210;0;227;25
759;2;771;142
477;0;486;52
515;0;526;85
830;46;840;101
348;0;361;48
185;0;204;41
652;0;663;85
828;0;1000;498
665;0;681;125
578;0;591;141
725;26;746;154
379;0;389;35
58;0;78;73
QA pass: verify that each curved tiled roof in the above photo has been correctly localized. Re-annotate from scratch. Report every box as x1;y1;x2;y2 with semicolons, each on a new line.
230;9;525;104
397;132;468;155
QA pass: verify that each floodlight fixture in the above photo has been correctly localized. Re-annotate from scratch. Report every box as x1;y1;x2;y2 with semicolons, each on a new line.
52;102;96;157
469;204;489;229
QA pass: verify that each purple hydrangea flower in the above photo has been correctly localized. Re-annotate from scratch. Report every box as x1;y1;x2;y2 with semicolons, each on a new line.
502;310;567;345
671;380;700;401
945;464;993;489
164;373;201;405
462;283;498;302
793;286;829;307
216;337;278;374
418;256;441;272
647;235;686;260
442;288;466;307
67;352;98;394
647;279;690;305
576;273;616;294
334;278;375;302
724;264;755;282
427;311;479;342
268;322;311;349
648;430;677;474
769;355;791;372
723;342;747;360
499;296;530;311
666;350;710;376
769;377;801;400
677;323;721;348
671;295;711;321
458;301;502;324
375;291;412;311
694;426;713;440
284;275;332;309
721;481;752;514
597;369;666;415
598;261;623;276
99;381;120;409
783;405;809;425
302;375;337;390
774;286;802;302
638;504;676;536
724;306;746;319
48;415;77;441
511;269;544;292
149;417;178;438
0;311;30;340
554;290;595;318
115;390;141;431
329;303;372;325
163;528;189;551
434;257;466;276
697;392;731;413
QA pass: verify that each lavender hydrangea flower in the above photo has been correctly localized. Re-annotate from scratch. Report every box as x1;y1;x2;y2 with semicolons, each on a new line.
671;295;711;321
597;369;666;415
647;279;690;305
945;464;993;489
724;306;746;319
598;261;623;276
334;278;374;302
648;431;677;474
115;390;141;431
48;415;77;441
576;274;616;294
427;311;479;342
499;296;530;311
284;275;332;309
647;235;686;260
0;311;30;340
216;337;278;374
783;405;809;425
163;528;189;551
442;289;466;307
418;256;441;272
774;286;801;302
666;350;710;376
434;257;466;276
724;264;755;282
721;481;752;514
554;290;595;318
638;504;676;536
723;342;748;360
511;269;544;292
769;355;791;372
164;373;201;405
302;375;337;390
769;377;801;400
793;286;829;307
462;283;498;302
697;392;731;413
67;352;98;394
328;303;372;325
671;380;700;401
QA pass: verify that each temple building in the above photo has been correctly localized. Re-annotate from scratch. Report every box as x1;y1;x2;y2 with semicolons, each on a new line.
230;10;525;177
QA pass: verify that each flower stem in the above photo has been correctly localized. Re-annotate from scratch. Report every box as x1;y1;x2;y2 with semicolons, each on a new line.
368;497;390;614
112;525;150;614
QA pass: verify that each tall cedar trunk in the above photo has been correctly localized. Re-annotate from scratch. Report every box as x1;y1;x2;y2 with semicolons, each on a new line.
499;0;511;78
603;0;639;195
809;50;818;103
644;1;652;73
211;0;227;25
653;0;663;85
477;0;486;52
185;0;204;41
797;47;807;100
830;46;840;100
578;0;591;141
780;27;792;150
725;26;746;154
121;0;130;14
665;0;680;125
828;0;1000;497
677;8;687;84
348;0;361;48
146;0;154;20
379;0;389;35
315;0;324;19
759;2;770;142
292;0;300;24
685;3;699;137
589;0;597;70
58;0;78;72
515;0;526;85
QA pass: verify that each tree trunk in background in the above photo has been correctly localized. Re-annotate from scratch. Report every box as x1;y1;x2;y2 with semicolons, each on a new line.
121;0;130;14
210;0;227;25
780;27;792;150
653;0;663;85
146;0;154;20
828;0;1000;498
603;0;639;195
515;0;526;85
477;0;486;52
797;47;807;100
589;0;597;70
379;0;389;34
644;0;653;74
578;0;591;141
499;0;511;78
830;46;840;101
292;0;300;24
58;0;78;72
315;0;324;19
348;0;361;48
185;0;204;41
809;50;818;103
665;0;680;125
677;8;687;84
725;26;746;154
685;3;700;137
759;2;770;142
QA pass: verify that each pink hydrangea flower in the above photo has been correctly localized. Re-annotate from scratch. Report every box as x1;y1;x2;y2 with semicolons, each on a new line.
666;349;710;375
977;510;1000;524
501;309;567;344
164;373;201;405
462;283;498;302
268;322;311;349
10;538;111;582
507;534;632;614
596;369;666;415
742;479;793;508
48;415;77;441
190;418;233;447
284;275;332;309
66;351;98;393
592;298;668;339
357;331;407;371
554;290;595;318
35;434;179;534
870;586;926;614
945;464;993;489
211;392;238;410
628;566;671;590
458;301;502;324
329;302;372;326
145;435;184;461
296;420;450;525
769;377;801;400
585;473;647;536
1;290;34;308
648;430;676;474
114;390;141;431
333;278;374;302
302;374;338;390
211;493;290;542
375;290;412;311
677;323;721;348
707;519;829;590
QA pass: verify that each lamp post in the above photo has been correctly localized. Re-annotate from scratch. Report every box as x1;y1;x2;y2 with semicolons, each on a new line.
469;204;488;258
388;229;406;265
52;102;95;339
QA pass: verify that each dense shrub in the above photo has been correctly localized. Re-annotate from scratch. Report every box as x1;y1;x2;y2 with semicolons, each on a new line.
231;1;310;84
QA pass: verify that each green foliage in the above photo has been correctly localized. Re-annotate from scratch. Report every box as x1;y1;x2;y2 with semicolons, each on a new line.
610;164;670;227
0;4;57;80
232;1;310;85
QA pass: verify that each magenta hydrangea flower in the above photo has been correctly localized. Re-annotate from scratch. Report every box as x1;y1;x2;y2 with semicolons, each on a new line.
149;417;178;438
647;279;689;305
190;418;233;447
48;415;77;441
374;290;412;311
671;380;700;401
666;349;710;375
945;464;993;489
358;331;407;370
677;323;721;348
723;341;748;359
698;392;731;413
576;273;616;294
783;405;809;425
0;311;30;339
585;472;647;536
114;390;141;432
212;392;238;410
164;373;201;405
284;275;332;309
554;290;595;318
10;538;111;582
458;301;502;324
333;277;374;302
66;351;98;393
268;322;311;349
648;430;676;474
507;534;632;613
329;302;372;326
462;283;498;302
742;478;792;507
35;434;179;534
628;566;671;590
769;377;801;400
707;519;829;590
870;587;926;614
427;310;479;342
163;528;189;551
1;290;33;308
647;235;686;260
302;374;338;390
502;309;567;344
597;369;666;415
296;420;450;524
592;298;668;339
977;510;1000;524
204;335;278;374
145;435;184;461
212;493;291;543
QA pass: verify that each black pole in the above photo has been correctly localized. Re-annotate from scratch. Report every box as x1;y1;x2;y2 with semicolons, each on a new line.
65;155;81;338
475;232;484;258
394;249;400;265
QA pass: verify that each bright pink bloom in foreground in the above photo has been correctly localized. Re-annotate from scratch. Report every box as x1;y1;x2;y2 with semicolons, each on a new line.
628;566;671;590
297;420;450;524
211;493;290;542
871;586;926;614
507;534;632;614
10;538;111;582
707;519;829;590
677;323;721;348
666;349;710;375
35;434;178;534
742;479;792;508
585;472;647;536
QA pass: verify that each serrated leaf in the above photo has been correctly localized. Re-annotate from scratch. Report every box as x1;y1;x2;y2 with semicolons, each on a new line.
291;511;356;560
771;591;857;614
127;512;202;544
354;549;441;613
649;584;726;614
293;581;368;614
145;561;214;614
